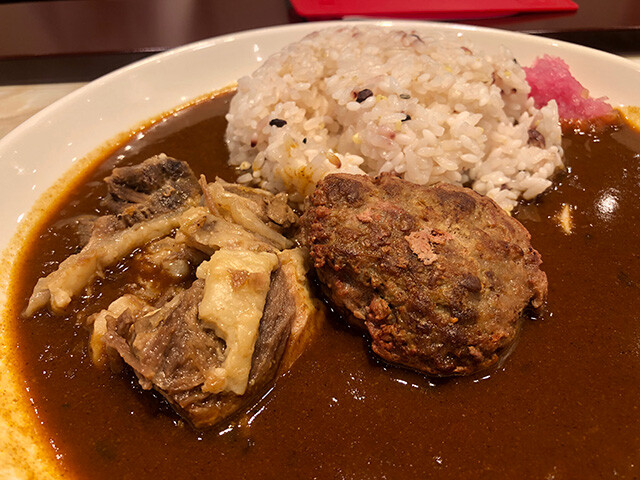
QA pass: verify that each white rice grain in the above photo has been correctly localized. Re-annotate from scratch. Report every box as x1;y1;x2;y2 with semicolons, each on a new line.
225;26;563;210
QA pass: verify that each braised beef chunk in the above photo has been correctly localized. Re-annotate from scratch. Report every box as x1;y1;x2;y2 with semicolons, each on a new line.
103;154;200;226
104;280;223;394
25;155;202;316
301;173;548;376
26;152;323;429
102;267;299;429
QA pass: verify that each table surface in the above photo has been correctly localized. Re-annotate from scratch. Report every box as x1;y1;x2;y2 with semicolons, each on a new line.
1;0;639;59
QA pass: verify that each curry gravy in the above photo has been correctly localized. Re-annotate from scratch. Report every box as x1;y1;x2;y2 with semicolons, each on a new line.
9;94;640;479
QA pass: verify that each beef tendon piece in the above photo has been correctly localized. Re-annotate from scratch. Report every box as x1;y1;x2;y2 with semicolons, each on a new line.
301;173;548;376
199;177;295;250
25;155;200;316
196;248;280;395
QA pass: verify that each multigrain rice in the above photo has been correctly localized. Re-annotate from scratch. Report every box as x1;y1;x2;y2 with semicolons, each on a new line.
225;26;563;210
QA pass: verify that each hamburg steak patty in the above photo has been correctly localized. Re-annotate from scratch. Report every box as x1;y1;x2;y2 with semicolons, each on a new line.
301;174;548;376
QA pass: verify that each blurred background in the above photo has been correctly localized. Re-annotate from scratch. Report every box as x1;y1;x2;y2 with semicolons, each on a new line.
1;0;639;84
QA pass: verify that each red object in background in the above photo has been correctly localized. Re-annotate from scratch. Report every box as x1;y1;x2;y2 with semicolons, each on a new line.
290;0;579;20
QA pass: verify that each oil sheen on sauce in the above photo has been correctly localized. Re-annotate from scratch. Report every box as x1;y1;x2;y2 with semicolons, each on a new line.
10;94;640;479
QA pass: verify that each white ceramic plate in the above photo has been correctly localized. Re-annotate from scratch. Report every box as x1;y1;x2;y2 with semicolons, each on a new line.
2;19;640;478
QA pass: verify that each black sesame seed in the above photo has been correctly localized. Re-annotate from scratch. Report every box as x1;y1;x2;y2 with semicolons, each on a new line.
302;138;307;144
401;114;411;122
399;93;411;99
356;89;373;103
269;118;287;127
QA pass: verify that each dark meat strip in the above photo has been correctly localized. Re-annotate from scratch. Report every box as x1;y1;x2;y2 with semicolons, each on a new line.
247;266;297;390
103;153;201;227
301;173;548;377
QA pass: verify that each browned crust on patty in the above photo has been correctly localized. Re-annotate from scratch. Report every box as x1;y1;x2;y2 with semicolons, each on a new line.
301;173;548;376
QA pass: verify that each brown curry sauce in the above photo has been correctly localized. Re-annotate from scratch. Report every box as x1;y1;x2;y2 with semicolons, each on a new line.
9;93;640;479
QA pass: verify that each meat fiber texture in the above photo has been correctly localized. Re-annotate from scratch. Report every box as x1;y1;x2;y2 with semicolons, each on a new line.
524;55;613;121
27;155;323;429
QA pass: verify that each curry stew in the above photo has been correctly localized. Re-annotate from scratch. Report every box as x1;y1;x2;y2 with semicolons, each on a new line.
9;93;640;479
